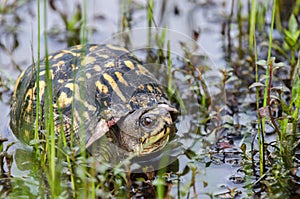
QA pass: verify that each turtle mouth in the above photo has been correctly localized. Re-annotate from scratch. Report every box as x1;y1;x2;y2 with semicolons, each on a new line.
135;124;172;155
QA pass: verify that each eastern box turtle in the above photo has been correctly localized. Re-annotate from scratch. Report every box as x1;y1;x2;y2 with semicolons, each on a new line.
10;44;178;160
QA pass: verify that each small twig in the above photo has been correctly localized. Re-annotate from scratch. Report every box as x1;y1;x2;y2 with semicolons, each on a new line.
267;58;282;140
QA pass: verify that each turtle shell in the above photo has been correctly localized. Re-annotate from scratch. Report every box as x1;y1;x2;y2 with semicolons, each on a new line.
10;44;178;156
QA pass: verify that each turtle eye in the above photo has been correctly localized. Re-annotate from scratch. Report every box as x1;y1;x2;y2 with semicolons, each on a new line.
141;116;154;127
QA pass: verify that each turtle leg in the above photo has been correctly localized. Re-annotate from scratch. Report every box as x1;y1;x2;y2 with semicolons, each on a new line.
53;112;79;143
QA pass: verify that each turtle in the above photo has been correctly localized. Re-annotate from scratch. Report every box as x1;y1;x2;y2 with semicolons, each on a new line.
10;44;179;160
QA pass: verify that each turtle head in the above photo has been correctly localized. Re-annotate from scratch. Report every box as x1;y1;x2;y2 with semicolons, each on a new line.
117;104;179;155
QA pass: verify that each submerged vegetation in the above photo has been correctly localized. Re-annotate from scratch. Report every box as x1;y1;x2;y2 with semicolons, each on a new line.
0;0;300;198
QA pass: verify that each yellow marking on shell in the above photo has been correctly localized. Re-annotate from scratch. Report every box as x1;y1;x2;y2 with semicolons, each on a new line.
156;87;162;93
72;83;80;95
82;111;90;121
103;73;126;102
72;82;98;124
71;64;78;70
24;88;34;110
124;60;135;70
13;68;27;99
96;52;109;59
74;109;81;125
81;56;96;66
25;88;34;101
39;70;46;76
72;83;97;111
115;71;128;86
24;129;30;139
49;70;54;79
53;60;66;68
126;104;132;110
95;80;109;94
147;85;154;93
61;50;78;56
86;73;92;79
38;81;46;102
104;61;114;67
73;45;82;50
74;109;94;124
24;113;32;123
93;65;101;72
64;83;75;91
106;44;129;52
52;103;57;109
43;69;54;79
136;64;148;75
89;45;99;51
53;53;64;60
57;92;73;108
138;85;145;90
77;76;85;82
83;101;96;111
58;79;64;84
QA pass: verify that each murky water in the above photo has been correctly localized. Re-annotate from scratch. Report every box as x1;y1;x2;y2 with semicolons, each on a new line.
0;0;249;198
